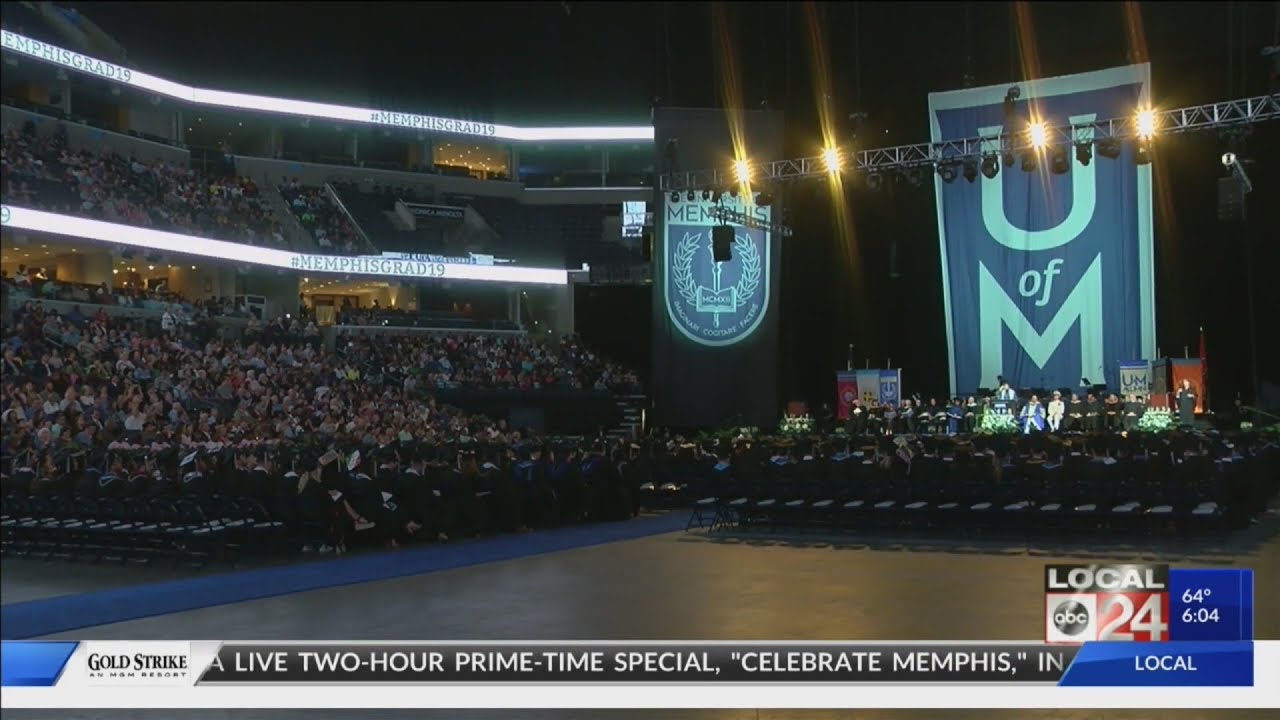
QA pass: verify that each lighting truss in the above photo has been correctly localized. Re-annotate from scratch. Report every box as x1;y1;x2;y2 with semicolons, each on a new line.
709;205;794;237
660;94;1280;191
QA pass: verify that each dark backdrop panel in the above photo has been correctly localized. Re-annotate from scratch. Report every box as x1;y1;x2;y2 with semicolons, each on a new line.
651;107;785;429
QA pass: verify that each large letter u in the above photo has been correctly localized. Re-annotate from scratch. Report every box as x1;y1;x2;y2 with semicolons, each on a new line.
980;114;1098;252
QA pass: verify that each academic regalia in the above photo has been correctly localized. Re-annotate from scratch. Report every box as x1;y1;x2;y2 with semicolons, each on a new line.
947;402;964;435
1084;398;1101;432
1177;388;1197;426
1066;398;1085;432
1123;399;1144;431
1104;396;1122;431
1020;402;1045;434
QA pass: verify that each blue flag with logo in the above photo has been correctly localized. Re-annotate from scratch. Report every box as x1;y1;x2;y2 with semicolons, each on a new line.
929;65;1156;394
878;369;902;405
662;196;771;348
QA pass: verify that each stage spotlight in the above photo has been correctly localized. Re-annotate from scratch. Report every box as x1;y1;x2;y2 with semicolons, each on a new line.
963;157;978;183
1096;137;1121;159
1050;145;1070;175
686;190;696;202
1021;149;1038;172
702;189;711;201
937;162;958;184
755;191;774;207
1135;108;1157;139
981;154;1000;179
729;186;739;198
1134;139;1152;165
711;188;723;203
1002;150;1015;168
866;172;884;191
1075;142;1093;166
906;167;925;187
823;146;841;172
734;159;751;183
670;191;680;203
1028;121;1048;149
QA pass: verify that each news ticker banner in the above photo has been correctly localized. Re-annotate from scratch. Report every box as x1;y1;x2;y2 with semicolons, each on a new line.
0;206;570;286
2;641;1275;710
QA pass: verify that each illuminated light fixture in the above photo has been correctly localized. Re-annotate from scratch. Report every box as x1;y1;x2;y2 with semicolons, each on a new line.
823;147;841;172
1050;145;1070;175
733;159;751;183
729;186;739;198
686;190;696;202
937;162;958;184
1021;148;1038;172
1134;139;1152;166
1096;137;1122;159
754;191;774;207
866;172;884;191
1135;108;1157;139
962;157;979;183
981;154;1000;179
670;191;680;203
1075;142;1092;166
1028;121;1048;149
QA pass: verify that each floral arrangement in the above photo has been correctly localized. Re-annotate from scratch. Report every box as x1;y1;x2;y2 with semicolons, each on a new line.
977;411;1019;435
1137;407;1174;433
779;414;814;436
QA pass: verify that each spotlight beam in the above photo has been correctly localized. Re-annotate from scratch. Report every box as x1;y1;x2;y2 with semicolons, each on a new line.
660;94;1280;189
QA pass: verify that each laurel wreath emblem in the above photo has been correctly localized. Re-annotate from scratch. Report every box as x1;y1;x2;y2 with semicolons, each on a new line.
672;232;761;309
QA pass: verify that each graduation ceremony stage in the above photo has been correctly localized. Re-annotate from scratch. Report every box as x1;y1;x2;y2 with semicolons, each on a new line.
3;502;1277;720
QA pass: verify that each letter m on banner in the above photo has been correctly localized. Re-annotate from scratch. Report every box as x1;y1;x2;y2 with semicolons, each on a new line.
929;65;1156;394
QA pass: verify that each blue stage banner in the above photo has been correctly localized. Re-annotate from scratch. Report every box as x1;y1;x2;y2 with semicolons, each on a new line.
878;369;902;405
1119;360;1152;396
929;65;1156;395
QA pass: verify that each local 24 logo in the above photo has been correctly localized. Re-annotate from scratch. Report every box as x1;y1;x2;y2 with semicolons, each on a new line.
1044;563;1170;643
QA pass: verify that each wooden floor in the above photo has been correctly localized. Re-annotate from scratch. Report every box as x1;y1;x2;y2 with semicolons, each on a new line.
3;519;1277;720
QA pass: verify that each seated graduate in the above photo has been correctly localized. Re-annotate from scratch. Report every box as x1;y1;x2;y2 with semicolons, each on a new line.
1123;393;1145;431
947;398;965;435
881;401;898;436
1084;393;1101;431
964;396;979;432
899;399;916;434
914;397;932;433
1020;394;1046;434
1104;393;1122;430
925;398;944;433
1066;392;1085;431
1046;390;1065;432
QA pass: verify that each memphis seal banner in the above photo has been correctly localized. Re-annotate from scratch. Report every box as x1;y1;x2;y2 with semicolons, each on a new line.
663;196;771;347
929;65;1156;394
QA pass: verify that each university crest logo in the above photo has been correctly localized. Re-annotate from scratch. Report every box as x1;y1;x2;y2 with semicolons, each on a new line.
663;198;771;347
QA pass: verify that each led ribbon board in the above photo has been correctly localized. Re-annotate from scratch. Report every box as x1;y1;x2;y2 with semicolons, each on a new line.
928;65;1156;394
1;206;568;286
0;30;652;143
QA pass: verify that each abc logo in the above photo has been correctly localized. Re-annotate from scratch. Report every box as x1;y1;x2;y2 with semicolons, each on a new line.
1051;600;1091;637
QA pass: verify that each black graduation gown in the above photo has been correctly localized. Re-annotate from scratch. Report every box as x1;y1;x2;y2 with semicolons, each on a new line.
1177;389;1197;426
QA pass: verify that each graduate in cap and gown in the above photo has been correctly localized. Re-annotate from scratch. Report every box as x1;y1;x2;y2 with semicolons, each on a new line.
1020;395;1046;434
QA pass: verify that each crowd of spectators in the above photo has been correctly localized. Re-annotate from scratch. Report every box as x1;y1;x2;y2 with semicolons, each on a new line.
339;332;640;394
278;179;366;254
2;121;286;249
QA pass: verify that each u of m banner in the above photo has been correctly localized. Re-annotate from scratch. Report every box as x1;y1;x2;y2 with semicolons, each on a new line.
929;65;1156;395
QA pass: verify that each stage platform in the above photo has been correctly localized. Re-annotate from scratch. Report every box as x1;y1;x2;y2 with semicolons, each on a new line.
3;508;1277;720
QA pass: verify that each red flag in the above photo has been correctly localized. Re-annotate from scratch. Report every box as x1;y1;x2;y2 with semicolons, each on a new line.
1199;327;1208;412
